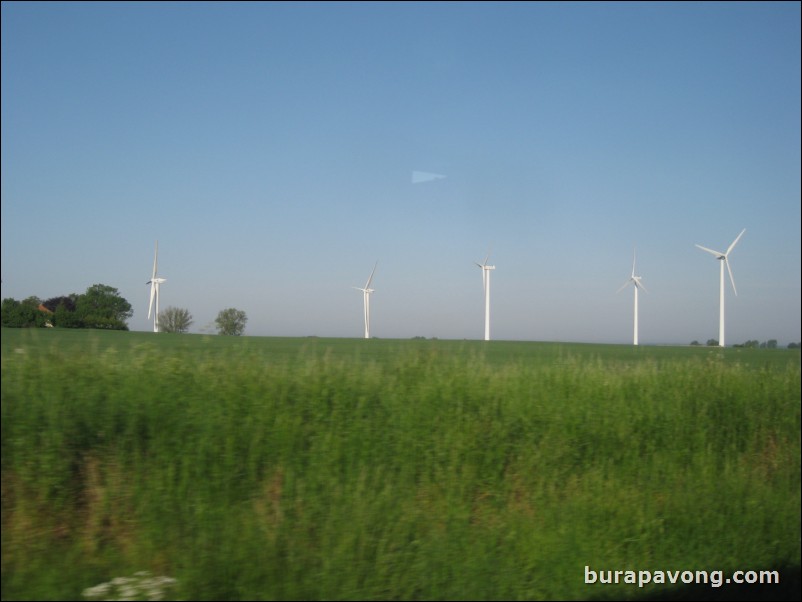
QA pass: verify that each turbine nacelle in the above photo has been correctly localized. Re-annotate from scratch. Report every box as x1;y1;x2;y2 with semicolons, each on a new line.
475;252;496;271
476;250;495;271
476;257;495;293
618;275;647;293
695;228;745;296
618;251;647;294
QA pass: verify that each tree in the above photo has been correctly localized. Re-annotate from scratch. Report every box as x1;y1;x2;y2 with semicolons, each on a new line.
706;339;719;347
690;340;700;346
159;307;193;333
766;339;778;349
42;296;77;313
215;308;247;336
41;294;82;328
74;284;133;330
53;301;82;328
1;286;132;330
1;297;48;328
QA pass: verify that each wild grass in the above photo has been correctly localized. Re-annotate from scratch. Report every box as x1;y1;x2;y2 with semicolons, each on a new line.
1;329;800;600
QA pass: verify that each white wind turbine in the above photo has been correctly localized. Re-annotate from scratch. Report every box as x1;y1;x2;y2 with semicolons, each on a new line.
354;262;377;339
695;228;745;348
146;241;166;333
475;252;495;341
617;249;647;346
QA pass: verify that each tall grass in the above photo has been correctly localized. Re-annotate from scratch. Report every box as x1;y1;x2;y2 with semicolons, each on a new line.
2;329;800;600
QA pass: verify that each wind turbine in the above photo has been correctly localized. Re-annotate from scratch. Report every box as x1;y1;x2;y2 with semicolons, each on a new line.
354;262;377;339
617;249;647;346
475;252;495;341
695;228;745;348
146;241;166;333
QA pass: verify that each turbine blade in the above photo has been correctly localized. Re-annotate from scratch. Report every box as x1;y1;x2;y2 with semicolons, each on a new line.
617;281;631;294
635;278;648;293
365;261;378;289
726;259;737;296
152;241;159;279
726;228;746;255
695;244;724;257
147;284;155;319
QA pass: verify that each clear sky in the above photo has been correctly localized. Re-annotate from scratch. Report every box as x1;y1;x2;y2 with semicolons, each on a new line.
2;1;800;344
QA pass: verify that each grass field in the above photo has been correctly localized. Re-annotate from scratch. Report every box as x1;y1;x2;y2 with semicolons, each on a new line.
1;328;800;600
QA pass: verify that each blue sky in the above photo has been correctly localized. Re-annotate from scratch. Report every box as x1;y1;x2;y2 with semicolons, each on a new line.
2;1;800;344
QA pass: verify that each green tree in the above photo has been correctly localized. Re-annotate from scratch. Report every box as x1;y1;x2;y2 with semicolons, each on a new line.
74;284;133;330
159;307;193;333
53;302;83;328
1;297;48;328
42;295;77;313
215;308;247;336
706;339;719;347
43;294;81;328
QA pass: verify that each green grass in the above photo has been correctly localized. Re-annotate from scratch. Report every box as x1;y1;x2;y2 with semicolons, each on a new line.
2;328;800;600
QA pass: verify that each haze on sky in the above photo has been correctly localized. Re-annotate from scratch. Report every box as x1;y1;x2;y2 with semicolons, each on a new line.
2;1;800;345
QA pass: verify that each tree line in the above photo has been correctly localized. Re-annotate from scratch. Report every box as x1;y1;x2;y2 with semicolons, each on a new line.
2;284;133;330
2;284;247;335
690;339;799;349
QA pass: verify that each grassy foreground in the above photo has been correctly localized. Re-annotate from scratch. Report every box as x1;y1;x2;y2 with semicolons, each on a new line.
1;329;800;600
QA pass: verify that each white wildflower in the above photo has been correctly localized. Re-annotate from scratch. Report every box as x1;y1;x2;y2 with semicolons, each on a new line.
82;570;177;601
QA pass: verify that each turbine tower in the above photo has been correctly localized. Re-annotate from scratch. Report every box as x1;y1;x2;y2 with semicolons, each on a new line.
146;241;166;333
617;249;647;346
475;252;495;341
695;228;745;348
354;262;377;339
